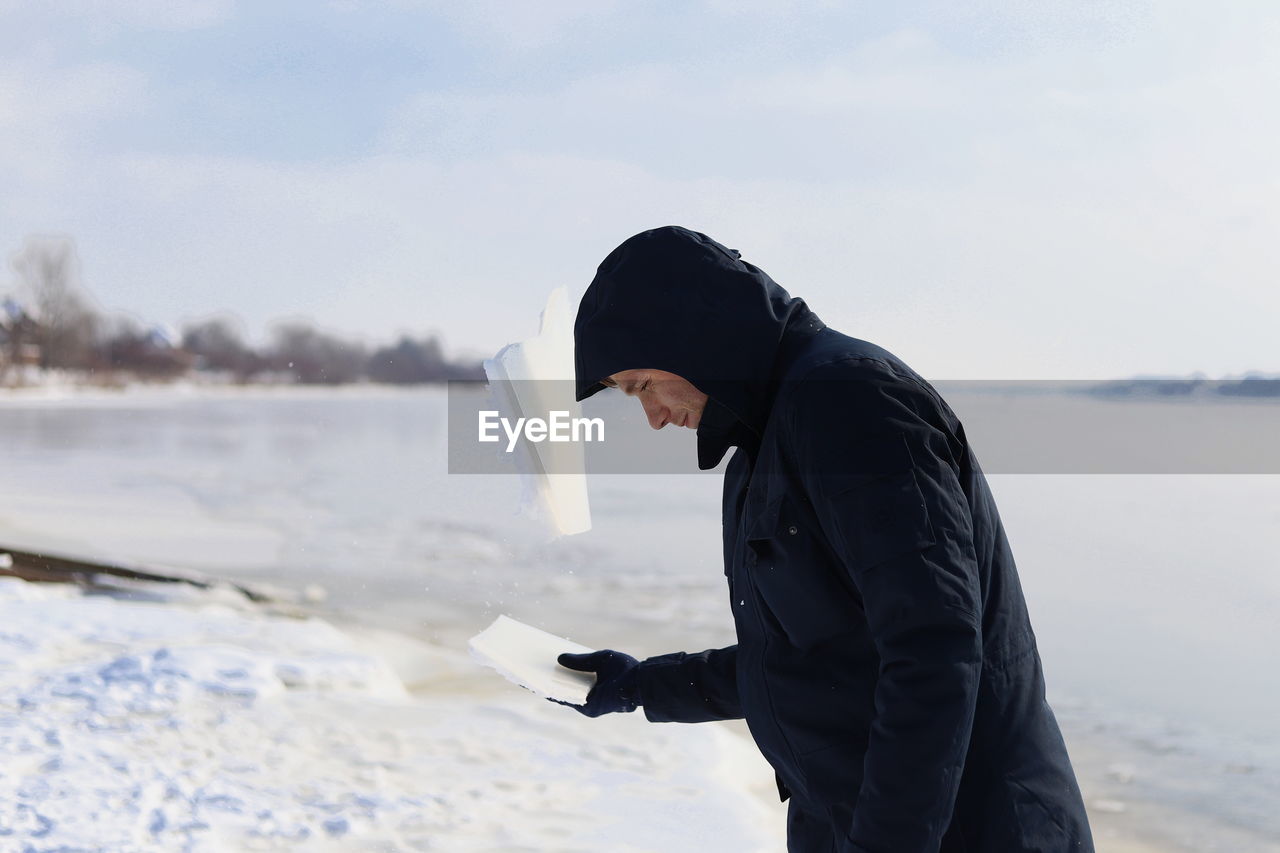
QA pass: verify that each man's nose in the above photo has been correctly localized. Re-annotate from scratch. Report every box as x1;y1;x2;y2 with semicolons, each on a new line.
642;400;667;429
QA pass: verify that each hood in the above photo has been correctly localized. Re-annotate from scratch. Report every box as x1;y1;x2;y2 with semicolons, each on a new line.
574;225;824;470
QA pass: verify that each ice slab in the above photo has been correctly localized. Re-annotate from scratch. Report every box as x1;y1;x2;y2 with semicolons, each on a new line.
483;287;592;537
468;614;595;705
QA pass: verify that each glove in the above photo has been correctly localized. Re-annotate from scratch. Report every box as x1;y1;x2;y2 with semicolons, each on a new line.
553;649;642;717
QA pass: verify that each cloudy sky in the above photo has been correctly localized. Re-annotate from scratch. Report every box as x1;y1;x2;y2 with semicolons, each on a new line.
2;1;1276;378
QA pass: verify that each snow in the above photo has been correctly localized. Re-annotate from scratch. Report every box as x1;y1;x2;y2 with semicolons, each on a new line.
468;614;596;705
0;578;781;851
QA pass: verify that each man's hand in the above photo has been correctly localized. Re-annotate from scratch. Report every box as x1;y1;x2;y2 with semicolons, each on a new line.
553;649;641;717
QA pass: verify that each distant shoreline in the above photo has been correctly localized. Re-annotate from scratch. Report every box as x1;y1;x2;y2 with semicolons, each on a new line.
0;377;454;405
0;369;459;394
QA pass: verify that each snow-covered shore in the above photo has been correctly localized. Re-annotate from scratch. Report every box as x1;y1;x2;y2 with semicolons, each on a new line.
3;577;1237;853
0;577;781;851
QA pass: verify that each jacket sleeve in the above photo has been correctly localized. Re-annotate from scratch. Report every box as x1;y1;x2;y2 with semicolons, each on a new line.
790;369;983;852
636;645;743;722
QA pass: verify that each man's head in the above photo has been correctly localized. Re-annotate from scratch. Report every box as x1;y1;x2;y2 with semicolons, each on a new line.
574;226;818;468
601;368;708;430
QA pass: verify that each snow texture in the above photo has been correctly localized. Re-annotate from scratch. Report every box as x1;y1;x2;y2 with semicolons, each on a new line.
0;578;781;852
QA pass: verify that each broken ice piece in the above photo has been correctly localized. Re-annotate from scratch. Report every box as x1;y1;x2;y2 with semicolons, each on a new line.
468;614;596;705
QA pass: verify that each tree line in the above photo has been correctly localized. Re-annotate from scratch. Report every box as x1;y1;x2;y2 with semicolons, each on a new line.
1;236;483;385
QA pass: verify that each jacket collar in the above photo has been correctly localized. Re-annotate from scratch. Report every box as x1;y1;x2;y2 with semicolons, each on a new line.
695;308;826;470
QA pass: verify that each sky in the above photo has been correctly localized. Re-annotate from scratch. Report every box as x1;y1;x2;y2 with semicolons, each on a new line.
1;0;1277;378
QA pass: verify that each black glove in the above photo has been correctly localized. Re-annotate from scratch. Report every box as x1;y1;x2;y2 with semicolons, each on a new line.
553;649;642;717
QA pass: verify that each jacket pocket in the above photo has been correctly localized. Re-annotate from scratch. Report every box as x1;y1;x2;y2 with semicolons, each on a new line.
794;734;868;807
746;495;863;649
826;468;936;575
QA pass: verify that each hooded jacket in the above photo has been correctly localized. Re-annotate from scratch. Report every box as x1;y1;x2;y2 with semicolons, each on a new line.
574;226;1094;852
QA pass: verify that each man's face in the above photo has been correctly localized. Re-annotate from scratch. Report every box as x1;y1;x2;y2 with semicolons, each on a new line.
603;368;708;430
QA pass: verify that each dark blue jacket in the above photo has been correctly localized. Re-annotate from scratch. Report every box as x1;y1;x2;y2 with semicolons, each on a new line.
575;226;1094;852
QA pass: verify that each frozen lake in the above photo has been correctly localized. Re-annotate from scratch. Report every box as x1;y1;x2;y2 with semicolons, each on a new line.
1;385;1277;850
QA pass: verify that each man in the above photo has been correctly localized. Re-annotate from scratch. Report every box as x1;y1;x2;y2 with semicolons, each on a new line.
558;225;1094;852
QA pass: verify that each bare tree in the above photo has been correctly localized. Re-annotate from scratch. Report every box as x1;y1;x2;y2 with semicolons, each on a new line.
182;316;259;379
101;315;191;378
367;335;446;383
11;236;99;369
269;321;367;385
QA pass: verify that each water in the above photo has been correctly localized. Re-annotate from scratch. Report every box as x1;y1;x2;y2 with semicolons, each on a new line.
1;385;1277;849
